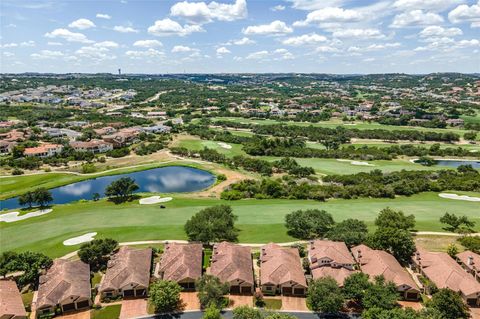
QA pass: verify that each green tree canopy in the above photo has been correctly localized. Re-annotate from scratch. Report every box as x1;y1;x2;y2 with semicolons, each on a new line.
78;238;118;271
202;304;222;319
326;219;368;247
343;272;371;305
149;280;182;313
0;251;52;288
104;177;139;201
196;274;230;309
307;277;344;313
184;205;238;244
362;307;424;319
285;209;334;239
375;208;415;231
440;212;476;233
367;227;416;265
232;306;263;319
362;276;399;311
425;289;469;319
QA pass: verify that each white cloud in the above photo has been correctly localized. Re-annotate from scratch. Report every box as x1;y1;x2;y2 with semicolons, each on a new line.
242;20;293;36
391;10;444;28
333;28;386;39
76;46;116;61
348;43;401;52
94;41;119;48
271;5;285;11
96;13;111;19
47;42;62;46
245;49;293;60
287;0;344;11
246;50;269;59
393;0;463;12
45;28;93;43
170;0;247;24
3;52;15;57
419;25;463;38
133;40;163;48
2;41;35;48
113;25;139;33
68;18;96;30
171;45;196;52
448;1;480;27
216;46;231;54
315;46;340;53
282;33;327;46
125;49;165;59
31;50;64;59
294;7;363;27
148;18;204;36
226;37;255;45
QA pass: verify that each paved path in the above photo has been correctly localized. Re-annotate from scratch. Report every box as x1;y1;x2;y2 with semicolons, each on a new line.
414;231;480;237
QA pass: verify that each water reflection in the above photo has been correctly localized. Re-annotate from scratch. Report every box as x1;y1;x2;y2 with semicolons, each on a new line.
0;166;215;210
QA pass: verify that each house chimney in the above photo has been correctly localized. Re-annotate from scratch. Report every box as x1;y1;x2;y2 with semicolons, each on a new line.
356;249;361;260
468;256;474;266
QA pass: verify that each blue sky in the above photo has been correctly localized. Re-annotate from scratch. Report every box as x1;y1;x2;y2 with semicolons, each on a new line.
1;0;479;74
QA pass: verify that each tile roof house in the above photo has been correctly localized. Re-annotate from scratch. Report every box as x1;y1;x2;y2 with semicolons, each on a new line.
260;243;307;296
99;247;152;299
412;248;480;306
457;250;480;281
208;242;254;294
36;259;91;316
24;144;63;158
352;244;420;300
156;243;203;290
0;280;27;319
308;240;357;287
70;139;113;153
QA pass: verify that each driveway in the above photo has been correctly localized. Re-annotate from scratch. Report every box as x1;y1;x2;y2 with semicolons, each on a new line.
120;299;148;319
57;310;90;319
281;296;308;311
227;295;253;308
471;307;480;319
398;301;423;311
180;292;200;311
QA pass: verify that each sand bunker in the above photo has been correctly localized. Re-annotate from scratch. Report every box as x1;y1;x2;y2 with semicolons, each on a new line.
337;159;374;166
0;209;52;223
63;232;97;246
139;196;173;205
217;142;232;149
439;193;480;202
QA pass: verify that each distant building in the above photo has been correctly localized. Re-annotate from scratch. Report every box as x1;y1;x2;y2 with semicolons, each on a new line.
70;139;113;153
24;144;63;158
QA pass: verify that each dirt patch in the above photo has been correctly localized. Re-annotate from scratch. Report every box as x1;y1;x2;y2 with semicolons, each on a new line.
196;167;251;198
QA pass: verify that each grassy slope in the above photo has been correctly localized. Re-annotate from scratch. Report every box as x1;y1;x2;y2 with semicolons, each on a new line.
2;192;479;258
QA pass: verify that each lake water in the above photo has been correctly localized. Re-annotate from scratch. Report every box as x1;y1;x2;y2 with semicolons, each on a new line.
433;160;480;168
0;166;215;210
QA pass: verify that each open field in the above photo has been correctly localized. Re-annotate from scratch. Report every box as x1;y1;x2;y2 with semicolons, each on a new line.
2;191;479;258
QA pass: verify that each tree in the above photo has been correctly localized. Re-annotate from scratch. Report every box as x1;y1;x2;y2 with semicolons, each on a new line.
284;209;334;239
307;277;344;313
0;251;52;288
426;289;469;319
367;227;416;264
440;212;476;233
264;314;298;319
362;307;424;319
362;276;398;311
149;280;182;313
343;272;371;305
92;192;100;201
326;219;368;247
18;191;35;208
232;306;263;319
184;205;238;244
446;243;459;258
416;156;436;167
78;238;118;271
463;131;477;141
202;304;222;319
457;236;480;254
33;188;53;207
104;177;139;201
196;274;229;309
375;208;415;231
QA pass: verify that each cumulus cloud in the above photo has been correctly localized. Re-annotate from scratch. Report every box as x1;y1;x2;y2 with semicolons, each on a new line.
171;45;196;52
76;46;116;61
419;25;463;38
393;0;463;12
96;13;111;19
245;49;293;60
245;50;269;59
287;0;344;11
31;50;64;59
170;0;247;24
348;43;401;52
68;18;96;30
294;7;363;27
125;49;165;59
148;18;204;36
93;41;119;48
271;5;285;11
332;28;386;39
315;46;340;53
1;41;35;48
390;10;444;28
45;28;93;43
113;25;139;33
225;37;255;45
133;40;163;47
282;33;327;46
216;46;231;55
448;1;480;27
242;20;293;36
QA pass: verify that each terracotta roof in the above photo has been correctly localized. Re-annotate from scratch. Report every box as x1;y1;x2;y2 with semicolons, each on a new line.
36;259;91;310
158;243;202;282
457;250;480;273
99;246;152;292
24;144;62;155
311;266;356;287
208;242;254;286
352;244;419;292
260;243;307;287
309;240;355;265
414;248;480;297
70;139;112;149
0;280;27;318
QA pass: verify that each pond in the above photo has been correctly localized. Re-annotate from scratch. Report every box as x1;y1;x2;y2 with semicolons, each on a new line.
0;166;215;210
421;159;480;168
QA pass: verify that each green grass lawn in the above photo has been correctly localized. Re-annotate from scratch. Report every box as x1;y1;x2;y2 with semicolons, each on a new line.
1;192;479;258
176;138;246;157
91;305;121;319
263;298;282;310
